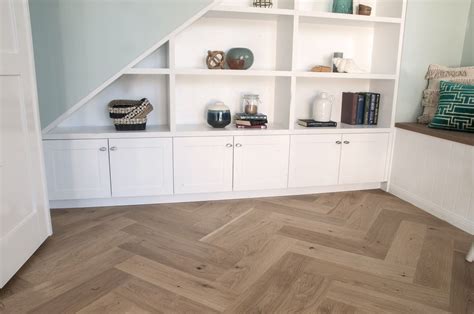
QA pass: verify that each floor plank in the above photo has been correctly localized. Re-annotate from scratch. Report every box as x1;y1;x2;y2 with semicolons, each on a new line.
2;190;472;313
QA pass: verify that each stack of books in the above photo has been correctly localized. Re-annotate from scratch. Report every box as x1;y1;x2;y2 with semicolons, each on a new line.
297;119;337;127
341;92;380;125
235;113;268;129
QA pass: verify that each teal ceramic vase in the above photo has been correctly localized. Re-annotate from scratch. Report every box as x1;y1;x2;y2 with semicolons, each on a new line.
226;48;254;70
332;0;353;14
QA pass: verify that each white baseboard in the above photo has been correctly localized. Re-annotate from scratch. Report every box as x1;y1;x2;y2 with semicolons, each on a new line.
389;184;474;235
50;182;381;209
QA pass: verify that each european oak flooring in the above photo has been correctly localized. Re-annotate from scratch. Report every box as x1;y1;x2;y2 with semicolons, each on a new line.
1;190;473;313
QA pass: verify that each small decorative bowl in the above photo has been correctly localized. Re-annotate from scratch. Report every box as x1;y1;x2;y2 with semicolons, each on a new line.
358;4;372;16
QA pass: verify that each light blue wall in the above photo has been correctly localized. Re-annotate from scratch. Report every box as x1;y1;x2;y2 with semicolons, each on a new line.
395;0;471;122
461;0;474;66
29;0;213;129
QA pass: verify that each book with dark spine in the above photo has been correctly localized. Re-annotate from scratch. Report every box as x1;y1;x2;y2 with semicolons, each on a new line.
368;93;378;125
236;124;268;129
356;93;366;125
297;119;337;127
363;93;372;124
341;92;359;125
234;113;267;120
234;119;268;126
374;93;380;125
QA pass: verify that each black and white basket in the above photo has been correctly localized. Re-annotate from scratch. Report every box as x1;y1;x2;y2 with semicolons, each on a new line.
108;98;153;131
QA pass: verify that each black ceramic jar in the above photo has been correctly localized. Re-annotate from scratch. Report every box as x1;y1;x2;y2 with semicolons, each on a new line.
207;102;231;128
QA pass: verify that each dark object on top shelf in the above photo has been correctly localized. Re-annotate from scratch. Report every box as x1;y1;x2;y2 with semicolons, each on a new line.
108;98;154;131
332;0;353;14
358;4;372;16
253;0;273;8
206;50;225;69
226;48;254;70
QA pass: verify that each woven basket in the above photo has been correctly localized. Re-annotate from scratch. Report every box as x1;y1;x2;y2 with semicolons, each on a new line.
112;117;147;131
108;98;154;131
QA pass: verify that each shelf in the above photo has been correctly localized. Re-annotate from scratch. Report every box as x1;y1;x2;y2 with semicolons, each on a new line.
123;68;170;75
175;69;292;77
175;123;289;136
43;125;171;140
293;123;392;134
297;11;402;26
295;72;397;80
209;5;294;18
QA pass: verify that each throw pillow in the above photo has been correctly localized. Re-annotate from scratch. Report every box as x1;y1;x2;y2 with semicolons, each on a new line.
429;81;474;133
418;64;474;124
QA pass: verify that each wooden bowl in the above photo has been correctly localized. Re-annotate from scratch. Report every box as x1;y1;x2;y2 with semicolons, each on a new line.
358;4;372;16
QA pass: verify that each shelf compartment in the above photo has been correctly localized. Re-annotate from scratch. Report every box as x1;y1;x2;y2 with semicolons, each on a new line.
175;14;294;71
295;0;404;19
57;75;170;129
175;75;291;129
294;77;394;129
296;17;401;75
293;123;392;133
132;42;169;69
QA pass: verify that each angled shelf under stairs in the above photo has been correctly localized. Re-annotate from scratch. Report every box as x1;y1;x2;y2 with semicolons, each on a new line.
44;0;407;139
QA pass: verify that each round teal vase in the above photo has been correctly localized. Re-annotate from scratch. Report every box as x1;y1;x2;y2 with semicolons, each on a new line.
226;48;254;70
332;0;353;14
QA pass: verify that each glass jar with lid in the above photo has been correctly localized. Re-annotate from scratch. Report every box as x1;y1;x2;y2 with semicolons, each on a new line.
242;94;261;115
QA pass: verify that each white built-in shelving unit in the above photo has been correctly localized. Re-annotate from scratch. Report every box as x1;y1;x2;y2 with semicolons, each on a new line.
43;0;406;140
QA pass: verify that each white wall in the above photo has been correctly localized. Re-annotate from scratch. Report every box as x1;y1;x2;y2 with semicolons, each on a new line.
395;0;471;122
462;0;474;66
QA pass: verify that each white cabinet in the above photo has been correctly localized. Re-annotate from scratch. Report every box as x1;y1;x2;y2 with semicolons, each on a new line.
339;133;390;184
233;136;290;191
289;134;342;188
109;138;173;197
174;136;234;194
43;139;111;200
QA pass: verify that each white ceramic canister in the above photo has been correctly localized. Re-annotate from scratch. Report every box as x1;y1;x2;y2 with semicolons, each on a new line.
312;92;334;122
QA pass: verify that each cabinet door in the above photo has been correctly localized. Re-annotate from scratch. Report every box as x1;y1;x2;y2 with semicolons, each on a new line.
109;138;173;197
43;139;111;200
288;134;342;188
174;136;233;194
234;135;290;191
339;133;390;185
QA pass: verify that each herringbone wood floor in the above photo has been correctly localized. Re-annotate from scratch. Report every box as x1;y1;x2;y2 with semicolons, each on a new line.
1;190;473;313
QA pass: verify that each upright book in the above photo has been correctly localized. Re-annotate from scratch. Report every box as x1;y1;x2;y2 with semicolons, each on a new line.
341;92;359;125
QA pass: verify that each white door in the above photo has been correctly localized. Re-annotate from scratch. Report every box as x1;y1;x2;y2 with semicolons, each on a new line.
339;133;390;185
43;140;111;200
109;138;173;197
234;135;290;191
0;0;52;287
288;134;342;188
174;136;233;194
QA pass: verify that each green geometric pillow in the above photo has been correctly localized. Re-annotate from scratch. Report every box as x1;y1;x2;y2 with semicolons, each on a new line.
429;81;474;133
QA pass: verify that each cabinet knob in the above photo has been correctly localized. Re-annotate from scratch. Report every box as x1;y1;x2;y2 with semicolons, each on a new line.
235;143;242;148
110;146;118;151
336;141;342;145
344;141;350;144
226;143;233;148
99;147;107;151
